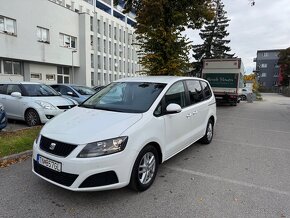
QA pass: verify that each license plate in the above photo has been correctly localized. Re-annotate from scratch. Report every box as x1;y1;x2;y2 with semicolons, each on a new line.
215;96;223;99
37;154;62;172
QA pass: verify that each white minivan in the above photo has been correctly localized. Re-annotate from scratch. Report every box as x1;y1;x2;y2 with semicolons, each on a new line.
33;76;216;191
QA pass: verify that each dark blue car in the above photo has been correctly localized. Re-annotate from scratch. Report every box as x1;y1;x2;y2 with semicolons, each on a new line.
0;103;7;131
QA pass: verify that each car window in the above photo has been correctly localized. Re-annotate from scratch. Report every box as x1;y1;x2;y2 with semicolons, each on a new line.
71;86;96;95
201;81;212;100
81;82;166;113
186;80;204;105
164;81;187;108
51;85;60;92
0;84;7;95
60;86;75;96
22;84;60;96
7;84;22;95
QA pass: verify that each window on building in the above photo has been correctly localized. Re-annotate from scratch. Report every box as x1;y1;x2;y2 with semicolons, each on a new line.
0;16;17;35
104;73;107;84
90;16;93;31
119;29;122;41
97;38;101;51
91;54;94;68
97;73;101;84
261;73;267;77
59;33;77;48
114;74;117;81
114;59;117;71
109;41;112;54
109;74;112;83
90;35;94;50
119;60;122;72
109;24;111;38
274;71;279;77
103;39;106;52
91;72;94;86
103;22;106;36
30;73;42;80
97;19;100;33
273;81;278;86
104;57;107;70
260;63;267;68
57;66;70;84
46;74;55;81
114;26;117;40
109;58;112;71
275;64;279;68
262;52;268;57
3;60;21;75
124;31;126;43
98;55;101;69
37;27;49;43
119;45;122;57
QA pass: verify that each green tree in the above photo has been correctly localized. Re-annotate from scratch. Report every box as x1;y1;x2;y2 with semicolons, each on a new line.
114;0;214;75
192;0;234;62
278;47;290;86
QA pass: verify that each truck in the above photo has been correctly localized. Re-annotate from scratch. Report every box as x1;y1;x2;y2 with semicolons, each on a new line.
202;58;245;106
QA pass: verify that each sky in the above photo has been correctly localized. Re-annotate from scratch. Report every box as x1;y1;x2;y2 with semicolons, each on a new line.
185;0;290;74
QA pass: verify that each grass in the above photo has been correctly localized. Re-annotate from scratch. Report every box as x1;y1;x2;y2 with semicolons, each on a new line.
0;126;41;158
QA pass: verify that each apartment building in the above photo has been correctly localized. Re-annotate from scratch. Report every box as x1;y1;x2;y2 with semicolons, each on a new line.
0;0;140;86
254;49;281;89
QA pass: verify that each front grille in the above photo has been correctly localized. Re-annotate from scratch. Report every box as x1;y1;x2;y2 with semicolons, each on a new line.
57;105;75;110
40;136;77;157
34;160;78;187
79;171;119;188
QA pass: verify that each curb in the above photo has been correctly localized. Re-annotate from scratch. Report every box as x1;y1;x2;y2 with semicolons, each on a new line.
0;150;32;163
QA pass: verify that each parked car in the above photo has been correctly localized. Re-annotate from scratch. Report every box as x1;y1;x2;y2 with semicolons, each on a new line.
50;84;96;104
0;82;78;126
240;87;253;101
33;76;216;192
0;103;7;131
93;85;105;93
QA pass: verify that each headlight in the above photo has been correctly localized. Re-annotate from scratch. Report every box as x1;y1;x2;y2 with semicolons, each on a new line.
77;136;128;158
35;134;41;144
35;101;57;110
0;104;4;112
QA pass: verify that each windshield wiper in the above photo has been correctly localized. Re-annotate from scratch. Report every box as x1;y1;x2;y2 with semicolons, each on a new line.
79;104;95;109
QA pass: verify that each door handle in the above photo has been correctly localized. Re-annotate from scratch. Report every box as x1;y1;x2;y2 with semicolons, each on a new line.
186;113;192;118
192;110;198;115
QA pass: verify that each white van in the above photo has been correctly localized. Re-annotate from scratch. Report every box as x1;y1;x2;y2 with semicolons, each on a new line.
33;76;216;191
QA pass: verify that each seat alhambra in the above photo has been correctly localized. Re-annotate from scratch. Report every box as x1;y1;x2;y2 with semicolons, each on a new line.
33;76;216;192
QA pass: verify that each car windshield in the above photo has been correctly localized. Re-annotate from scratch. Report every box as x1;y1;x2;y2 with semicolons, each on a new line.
72;86;96;95
22;84;61;97
80;82;166;113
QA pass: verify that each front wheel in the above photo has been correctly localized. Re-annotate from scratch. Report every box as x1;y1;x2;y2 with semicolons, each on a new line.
200;119;214;144
25;109;40;127
129;145;159;192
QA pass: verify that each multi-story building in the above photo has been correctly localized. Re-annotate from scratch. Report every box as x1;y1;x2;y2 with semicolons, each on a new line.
0;0;140;86
254;49;281;89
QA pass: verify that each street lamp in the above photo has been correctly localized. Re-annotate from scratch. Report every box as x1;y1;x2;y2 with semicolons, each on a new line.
72;50;77;84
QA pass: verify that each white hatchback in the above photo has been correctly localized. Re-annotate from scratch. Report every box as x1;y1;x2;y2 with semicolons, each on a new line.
0;82;78;126
32;76;216;191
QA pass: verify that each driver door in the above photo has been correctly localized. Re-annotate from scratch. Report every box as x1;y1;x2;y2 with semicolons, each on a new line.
4;84;22;119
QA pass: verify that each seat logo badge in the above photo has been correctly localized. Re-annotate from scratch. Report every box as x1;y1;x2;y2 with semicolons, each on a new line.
49;143;57;150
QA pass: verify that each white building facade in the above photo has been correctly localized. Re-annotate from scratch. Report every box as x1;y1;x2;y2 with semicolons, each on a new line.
0;0;140;86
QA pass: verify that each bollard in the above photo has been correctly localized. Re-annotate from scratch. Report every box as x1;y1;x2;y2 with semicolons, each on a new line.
247;93;253;103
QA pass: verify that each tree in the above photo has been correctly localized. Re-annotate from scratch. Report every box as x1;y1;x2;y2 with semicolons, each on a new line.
114;0;214;75
278;47;290;86
192;0;234;63
244;73;259;91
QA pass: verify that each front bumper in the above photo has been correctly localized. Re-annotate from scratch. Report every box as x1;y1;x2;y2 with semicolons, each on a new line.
32;139;135;191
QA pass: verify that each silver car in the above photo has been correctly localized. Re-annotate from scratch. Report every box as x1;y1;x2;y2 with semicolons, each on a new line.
0;82;77;126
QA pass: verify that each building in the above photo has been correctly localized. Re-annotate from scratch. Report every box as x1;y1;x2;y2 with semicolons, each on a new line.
0;0;140;86
254;49;281;89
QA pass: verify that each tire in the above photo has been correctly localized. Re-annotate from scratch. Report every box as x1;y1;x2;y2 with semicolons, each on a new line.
129;145;159;192
200;119;214;144
241;95;247;101
25;109;40;127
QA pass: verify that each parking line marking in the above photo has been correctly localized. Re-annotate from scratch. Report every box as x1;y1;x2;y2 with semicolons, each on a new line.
213;139;290;153
216;123;290;134
166;166;290;197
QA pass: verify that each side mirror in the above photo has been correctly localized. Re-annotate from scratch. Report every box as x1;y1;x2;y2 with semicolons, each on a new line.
166;103;182;114
11;92;22;98
67;92;74;96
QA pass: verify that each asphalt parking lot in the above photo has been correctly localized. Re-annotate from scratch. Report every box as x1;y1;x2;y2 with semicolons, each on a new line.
1;93;290;218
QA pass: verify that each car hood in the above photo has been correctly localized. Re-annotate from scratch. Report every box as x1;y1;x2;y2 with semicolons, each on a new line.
31;96;75;106
41;106;143;145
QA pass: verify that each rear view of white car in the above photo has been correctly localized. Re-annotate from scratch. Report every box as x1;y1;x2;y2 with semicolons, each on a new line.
32;76;216;192
0;82;77;126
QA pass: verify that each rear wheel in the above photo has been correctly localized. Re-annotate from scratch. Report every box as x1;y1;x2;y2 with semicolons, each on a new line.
129;145;159;192
241;95;247;101
200;119;214;144
25;109;40;127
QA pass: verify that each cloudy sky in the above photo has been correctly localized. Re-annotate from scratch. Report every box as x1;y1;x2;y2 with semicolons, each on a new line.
185;0;290;74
